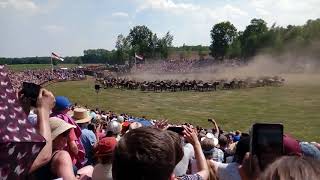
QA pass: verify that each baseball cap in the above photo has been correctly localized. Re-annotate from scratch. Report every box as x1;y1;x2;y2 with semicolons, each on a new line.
55;96;71;111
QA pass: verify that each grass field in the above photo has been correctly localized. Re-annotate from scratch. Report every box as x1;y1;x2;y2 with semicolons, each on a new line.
47;77;320;142
8;64;81;71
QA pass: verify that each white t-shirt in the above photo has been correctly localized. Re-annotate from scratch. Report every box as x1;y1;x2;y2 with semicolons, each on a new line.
174;143;195;176
212;161;241;180
92;163;113;180
191;160;240;180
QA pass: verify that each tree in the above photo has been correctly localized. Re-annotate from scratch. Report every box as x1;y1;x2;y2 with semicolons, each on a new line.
209;21;237;60
157;31;174;58
127;25;153;58
227;38;242;58
240;18;268;57
115;34;130;64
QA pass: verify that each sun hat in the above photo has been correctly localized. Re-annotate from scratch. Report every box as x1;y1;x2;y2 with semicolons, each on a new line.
201;133;218;146
55;96;72;111
106;120;121;135
95;137;117;157
72;108;92;124
49;117;76;140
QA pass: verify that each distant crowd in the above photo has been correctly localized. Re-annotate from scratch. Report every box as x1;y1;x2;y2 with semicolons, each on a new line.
8;68;86;90
133;59;243;74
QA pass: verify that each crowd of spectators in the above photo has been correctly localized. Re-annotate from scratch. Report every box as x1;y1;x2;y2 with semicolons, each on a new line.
8;68;85;91
22;93;320;180
1;64;320;180
133;59;243;74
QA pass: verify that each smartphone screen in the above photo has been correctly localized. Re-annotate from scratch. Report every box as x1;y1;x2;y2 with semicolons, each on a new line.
251;123;283;170
167;126;184;135
22;82;41;106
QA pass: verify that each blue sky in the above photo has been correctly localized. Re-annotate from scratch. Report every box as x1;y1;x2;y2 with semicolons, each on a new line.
0;0;319;57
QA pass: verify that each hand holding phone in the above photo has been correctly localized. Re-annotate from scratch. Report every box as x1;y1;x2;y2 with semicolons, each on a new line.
21;82;41;107
167;126;184;135
36;89;55;111
250;123;283;170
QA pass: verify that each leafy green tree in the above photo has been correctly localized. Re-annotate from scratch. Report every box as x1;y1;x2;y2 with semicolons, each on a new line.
158;31;174;58
115;34;130;64
75;58;83;65
240;18;268;57
127;25;153;58
209;21;237;60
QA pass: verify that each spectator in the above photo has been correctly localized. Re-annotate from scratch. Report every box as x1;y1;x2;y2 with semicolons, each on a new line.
75;108;98;165
105;120;121;141
24;89;55;174
211;136;250;180
92;137;117;180
173;135;194;176
233;130;241;142
191;138;219;180
259;156;320;180
112;127;209;180
31;117;77;179
51;97;86;169
299;142;320;160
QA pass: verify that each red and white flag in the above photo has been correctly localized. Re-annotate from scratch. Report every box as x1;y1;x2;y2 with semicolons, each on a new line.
135;53;143;60
51;52;64;61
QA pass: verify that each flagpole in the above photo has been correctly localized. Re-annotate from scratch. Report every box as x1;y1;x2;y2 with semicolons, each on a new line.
134;53;137;72
51;55;53;75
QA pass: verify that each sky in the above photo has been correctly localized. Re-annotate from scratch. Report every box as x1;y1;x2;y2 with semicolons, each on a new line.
0;0;320;57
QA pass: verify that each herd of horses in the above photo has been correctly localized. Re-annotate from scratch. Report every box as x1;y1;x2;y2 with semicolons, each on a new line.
96;76;285;92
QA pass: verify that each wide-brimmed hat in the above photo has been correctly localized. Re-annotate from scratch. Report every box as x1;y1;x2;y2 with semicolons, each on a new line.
95;137;117;157
49;117;76;140
201;133;218;146
72;108;92;124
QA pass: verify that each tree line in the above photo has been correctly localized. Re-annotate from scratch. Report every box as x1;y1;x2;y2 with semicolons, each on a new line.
209;18;320;60
1;18;319;65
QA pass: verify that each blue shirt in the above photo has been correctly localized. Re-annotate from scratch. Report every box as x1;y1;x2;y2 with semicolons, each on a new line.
80;128;97;165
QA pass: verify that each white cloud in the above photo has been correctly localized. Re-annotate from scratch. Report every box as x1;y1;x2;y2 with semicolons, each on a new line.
112;12;129;18
136;0;248;22
0;1;8;8
0;0;39;12
137;0;200;14
248;0;320;26
41;25;65;33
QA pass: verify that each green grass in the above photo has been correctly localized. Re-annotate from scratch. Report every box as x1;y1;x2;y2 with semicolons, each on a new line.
7;64;81;71
47;79;320;142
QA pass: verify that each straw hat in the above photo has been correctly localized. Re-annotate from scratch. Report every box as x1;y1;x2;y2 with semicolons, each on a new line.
49;117;76;140
72;108;92;124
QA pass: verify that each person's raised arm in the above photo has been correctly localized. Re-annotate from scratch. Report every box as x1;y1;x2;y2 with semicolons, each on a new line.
29;89;55;173
209;118;219;137
183;126;209;180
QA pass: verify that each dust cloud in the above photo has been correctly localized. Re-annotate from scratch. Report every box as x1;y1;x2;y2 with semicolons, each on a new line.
122;51;320;85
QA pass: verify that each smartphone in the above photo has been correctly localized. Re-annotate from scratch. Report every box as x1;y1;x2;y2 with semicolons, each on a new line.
21;82;41;107
167;126;184;135
250;123;283;170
